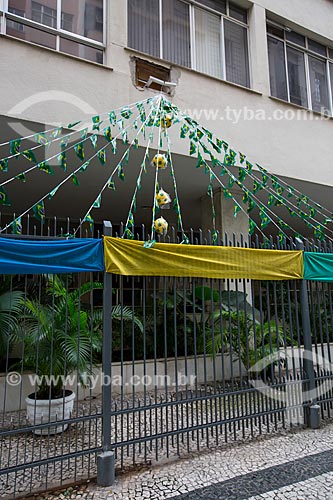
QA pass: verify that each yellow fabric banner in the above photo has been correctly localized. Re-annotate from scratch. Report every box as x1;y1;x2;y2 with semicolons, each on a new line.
104;237;303;280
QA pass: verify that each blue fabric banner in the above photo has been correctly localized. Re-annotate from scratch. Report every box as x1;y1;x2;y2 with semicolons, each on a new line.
0;238;104;274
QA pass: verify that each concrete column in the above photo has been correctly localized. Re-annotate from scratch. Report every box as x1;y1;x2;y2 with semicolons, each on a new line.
201;188;249;244
248;4;270;95
201;188;252;304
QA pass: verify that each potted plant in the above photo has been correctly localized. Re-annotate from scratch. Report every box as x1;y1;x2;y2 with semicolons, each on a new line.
21;275;103;434
22;275;144;435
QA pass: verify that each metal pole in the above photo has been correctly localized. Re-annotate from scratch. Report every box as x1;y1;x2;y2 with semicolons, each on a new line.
295;238;320;429
97;221;115;485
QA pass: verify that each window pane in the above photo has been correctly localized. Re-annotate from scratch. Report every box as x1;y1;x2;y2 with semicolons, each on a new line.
195;7;222;79
61;0;103;42
163;0;190;67
6;20;56;48
329;64;333;114
287;47;307;107
329;48;333;60
128;0;160;57
60;38;103;63
224;19;250;87
286;30;305;47
308;39;326;56
309;56;329;113
196;0;226;14
267;36;288;101
8;0;57;25
267;24;284;39
229;3;247;23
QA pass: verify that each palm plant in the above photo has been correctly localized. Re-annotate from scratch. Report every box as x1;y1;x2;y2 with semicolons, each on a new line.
22;276;143;399
0;288;24;362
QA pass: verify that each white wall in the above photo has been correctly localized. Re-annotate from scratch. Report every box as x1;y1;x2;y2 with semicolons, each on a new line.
0;0;333;190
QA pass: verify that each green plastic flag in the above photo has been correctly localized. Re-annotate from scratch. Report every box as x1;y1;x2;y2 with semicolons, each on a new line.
104;127;112;143
15;173;26;182
0;186;11;206
81;128;88;140
118;163;125;181
10;139;21;155
74;143;85;161
34;133;49;147
57;152;67;171
92;115;101;131
98;149;106;166
108;179;115;190
93;194;102;208
79;161;90;173
136;103;146;123
0;159;8;172
12;217;22;235
109;111;117;125
84;213;94;232
234;205;241;218
259;209;271;229
22;150;37;163
67;121;81;129
90;134;98;149
48;186;59;199
120;107;133;119
33;201;45;222
39;161;54;175
249;219;257;235
72;174;80;186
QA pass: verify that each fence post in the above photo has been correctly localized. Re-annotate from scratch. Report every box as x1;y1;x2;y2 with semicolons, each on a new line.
97;221;115;485
295;238;320;429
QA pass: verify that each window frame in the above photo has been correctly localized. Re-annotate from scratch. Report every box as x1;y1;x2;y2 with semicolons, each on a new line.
129;0;250;88
0;0;106;64
267;22;333;115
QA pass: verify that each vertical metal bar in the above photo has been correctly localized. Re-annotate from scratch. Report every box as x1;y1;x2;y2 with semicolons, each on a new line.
295;239;320;429
97;221;115;486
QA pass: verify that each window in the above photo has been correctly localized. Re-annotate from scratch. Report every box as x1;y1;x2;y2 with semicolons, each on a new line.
267;23;333;115
2;0;105;64
128;0;250;88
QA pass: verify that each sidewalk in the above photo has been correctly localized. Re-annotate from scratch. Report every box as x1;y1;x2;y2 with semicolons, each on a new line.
34;421;333;500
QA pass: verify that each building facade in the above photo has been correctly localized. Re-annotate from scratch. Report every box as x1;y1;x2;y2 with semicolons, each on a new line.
0;0;333;236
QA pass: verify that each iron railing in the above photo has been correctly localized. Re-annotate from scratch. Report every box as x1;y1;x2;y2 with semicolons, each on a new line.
0;217;331;498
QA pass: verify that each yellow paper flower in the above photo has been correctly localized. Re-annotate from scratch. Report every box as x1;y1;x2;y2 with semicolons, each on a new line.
154;217;168;235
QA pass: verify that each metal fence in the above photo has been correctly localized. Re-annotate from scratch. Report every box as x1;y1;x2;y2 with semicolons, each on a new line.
0;217;332;498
